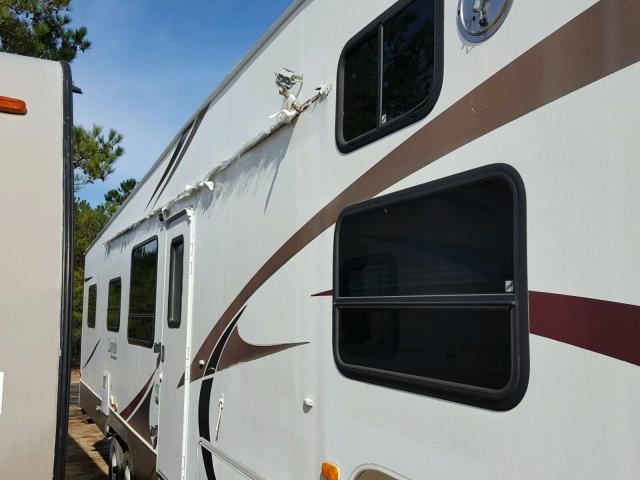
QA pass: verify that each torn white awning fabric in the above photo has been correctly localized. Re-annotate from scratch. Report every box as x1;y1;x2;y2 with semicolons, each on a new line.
104;70;331;247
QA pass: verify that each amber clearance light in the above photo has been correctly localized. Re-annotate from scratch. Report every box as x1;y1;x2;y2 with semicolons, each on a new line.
0;96;27;115
321;462;340;480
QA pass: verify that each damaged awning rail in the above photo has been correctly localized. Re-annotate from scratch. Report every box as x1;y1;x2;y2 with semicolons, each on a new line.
104;70;331;248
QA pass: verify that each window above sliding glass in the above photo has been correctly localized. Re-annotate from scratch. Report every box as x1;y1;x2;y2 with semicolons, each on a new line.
337;0;443;153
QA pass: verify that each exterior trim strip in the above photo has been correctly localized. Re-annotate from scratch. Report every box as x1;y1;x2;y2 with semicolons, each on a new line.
53;60;74;480
108;408;157;479
79;380;107;432
189;0;640;382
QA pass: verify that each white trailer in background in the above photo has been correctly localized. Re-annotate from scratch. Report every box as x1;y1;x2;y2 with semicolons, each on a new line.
80;1;640;479
0;53;73;479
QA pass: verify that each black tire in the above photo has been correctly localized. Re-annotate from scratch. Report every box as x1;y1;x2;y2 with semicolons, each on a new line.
108;437;125;480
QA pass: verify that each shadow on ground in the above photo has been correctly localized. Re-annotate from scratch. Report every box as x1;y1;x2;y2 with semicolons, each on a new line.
65;370;109;479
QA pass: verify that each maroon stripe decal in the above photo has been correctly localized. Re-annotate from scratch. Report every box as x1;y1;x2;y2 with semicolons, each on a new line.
311;289;334;297
530;291;640;367
120;371;155;420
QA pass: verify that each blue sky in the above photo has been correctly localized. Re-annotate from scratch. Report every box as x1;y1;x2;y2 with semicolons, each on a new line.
72;0;292;205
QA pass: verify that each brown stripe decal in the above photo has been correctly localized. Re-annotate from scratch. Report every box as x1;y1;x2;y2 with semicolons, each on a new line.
127;382;154;443
216;327;308;372
81;338;101;371
189;0;640;382
120;371;155;419
311;289;334;297
147;107;208;210
146;122;193;209
151;108;207;209
530;291;640;367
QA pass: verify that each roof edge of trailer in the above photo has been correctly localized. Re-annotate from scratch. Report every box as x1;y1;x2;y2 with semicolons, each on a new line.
86;0;308;253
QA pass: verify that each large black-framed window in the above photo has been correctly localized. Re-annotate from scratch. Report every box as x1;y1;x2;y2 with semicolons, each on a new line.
337;0;443;153
107;277;121;332
167;235;184;329
333;164;528;410
128;237;158;347
86;284;97;329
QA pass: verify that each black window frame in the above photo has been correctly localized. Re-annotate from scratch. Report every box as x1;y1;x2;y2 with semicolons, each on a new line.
333;164;529;411
86;283;97;329
336;0;444;153
127;236;159;348
167;235;185;329
106;277;122;333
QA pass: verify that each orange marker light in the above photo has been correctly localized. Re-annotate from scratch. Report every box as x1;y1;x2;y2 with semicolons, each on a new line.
321;462;340;480
0;96;27;115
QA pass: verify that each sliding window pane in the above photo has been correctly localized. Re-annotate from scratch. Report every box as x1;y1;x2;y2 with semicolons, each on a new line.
382;0;436;123
339;178;515;296
338;307;512;390
343;32;379;141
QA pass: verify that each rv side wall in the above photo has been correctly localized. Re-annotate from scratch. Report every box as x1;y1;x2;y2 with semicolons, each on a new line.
0;53;72;479
80;1;640;479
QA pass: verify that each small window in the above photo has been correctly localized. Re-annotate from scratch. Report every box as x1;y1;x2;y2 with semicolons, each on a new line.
107;278;121;332
87;284;97;329
167;236;184;329
334;165;528;410
337;0;443;152
128;237;158;347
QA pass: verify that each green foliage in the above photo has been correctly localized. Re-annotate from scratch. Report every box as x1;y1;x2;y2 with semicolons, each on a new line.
71;199;108;364
73;125;125;189
71;181;136;365
0;0;90;62
100;178;137;217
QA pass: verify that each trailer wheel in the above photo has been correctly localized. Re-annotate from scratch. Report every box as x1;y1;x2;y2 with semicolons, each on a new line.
109;438;124;480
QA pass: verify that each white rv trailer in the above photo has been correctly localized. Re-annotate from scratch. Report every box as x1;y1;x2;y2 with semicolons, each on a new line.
0;53;73;478
80;0;640;479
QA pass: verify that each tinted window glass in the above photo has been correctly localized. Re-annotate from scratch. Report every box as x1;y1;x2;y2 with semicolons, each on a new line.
343;32;379;141
128;238;158;346
334;167;527;409
382;0;436;123
167;236;184;329
339;178;514;297
87;284;97;328
339;307;512;390
107;278;121;332
339;0;440;151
